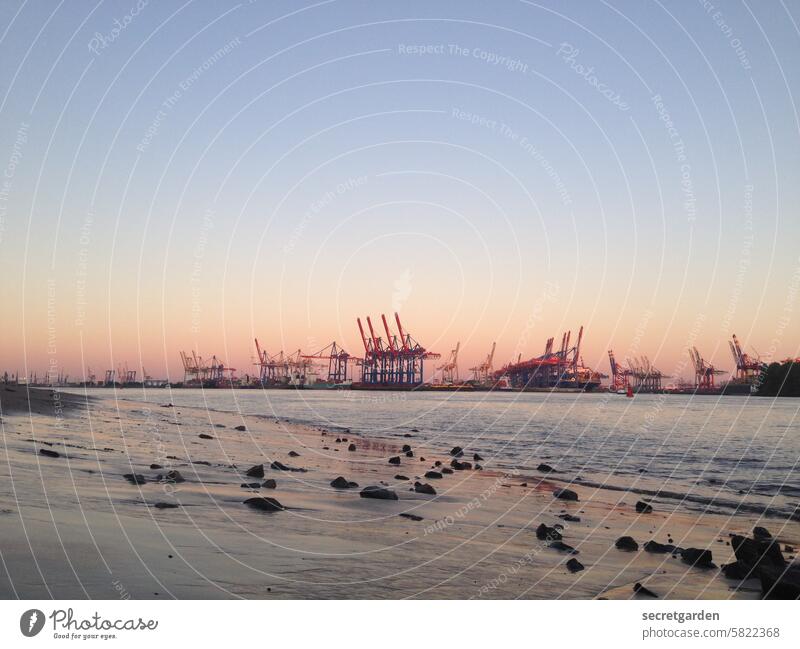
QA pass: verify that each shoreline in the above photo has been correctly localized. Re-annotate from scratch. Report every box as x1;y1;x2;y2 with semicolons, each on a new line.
0;388;797;599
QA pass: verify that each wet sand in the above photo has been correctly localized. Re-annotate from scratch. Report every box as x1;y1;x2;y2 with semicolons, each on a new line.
0;386;797;599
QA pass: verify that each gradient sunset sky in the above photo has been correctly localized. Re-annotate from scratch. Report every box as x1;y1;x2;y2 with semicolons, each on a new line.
1;0;798;382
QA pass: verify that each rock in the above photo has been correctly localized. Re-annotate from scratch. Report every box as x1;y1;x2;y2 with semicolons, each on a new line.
262;479;277;489
450;459;472;470
758;563;800;599
549;541;578;554
566;558;584;573
388;456;401;465
536;523;562;541
720;561;753;580
348;443;356;451
150;463;163;469
753;526;772;540
241;482;261;489
731;535;785;571
164;470;185;483
244;496;285;512
246;464;265;478
635;500;653;514
288;451;300;457
123;473;146;485
154;502;179;509
473;453;484;461
39;448;60;458
474;464;483;470
537;463;555;473
414;482;437;495
199;434;213;440
399;512;423;521
410;428;419;433
557;514;581;523
271;461;306;472
424;471;443;479
616;536;639;551
234;425;246;431
553;488;579;501
405;450;414;458
360;486;398;500
681;548;714;568
441;467;453;474
634;583;658;598
450;446;464;457
402;444;412;453
644;540;676;554
331;476;355;489
394;474;409;481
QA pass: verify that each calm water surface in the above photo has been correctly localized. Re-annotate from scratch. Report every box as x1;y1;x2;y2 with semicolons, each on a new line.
68;388;800;522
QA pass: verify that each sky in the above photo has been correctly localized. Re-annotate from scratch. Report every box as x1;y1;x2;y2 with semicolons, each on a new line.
0;0;799;383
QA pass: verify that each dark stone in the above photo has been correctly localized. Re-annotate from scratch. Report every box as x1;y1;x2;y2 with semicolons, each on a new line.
405;450;414;457
441;467;453;474
450;446;464;457
150;464;163;469
348;443;356;451
394;474;409;481
262;479;277;489
758;563;800;599
244;496;285;512
450;459;472;470
424;471;443;479
720;561;754;580
234;425;246;431
288;451;300;457
557;514;581;523
153;502;179;509
388;456;401;465
616;536;639;551
330;476;356;489
123;473;146;485
360;486;398;501
644;540;676;554
39;448;60;458
199;434;213;440
473;453;484;461
399;512;423;521
536;523;562;541
164;470;185;483
566;558;584;573
537;463;555;473
681;548;714;568
414;482;436;495
553;488;579;501
474;464;483;470
246;464;265;478
402;444;412;453
635;500;653;514
270;461;306;472
753;526;772;540
411;428;419;432
434;460;442;467
731;535;785;571
633;583;658;598
241;482;261;489
549;541;578;554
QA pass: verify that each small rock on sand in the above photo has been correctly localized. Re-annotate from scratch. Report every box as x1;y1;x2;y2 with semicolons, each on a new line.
536;524;562;541
123;473;146;485
246;464;265;478
680;548;714;568
450;446;464;457
616;536;639;551
557;514;581;523
199;434;213;440
154;502;179;509
473;453;484;461
451;459;472;470
394;474;409;481
39;448;60;458
753;526;772;540
566;558;584;573
553;488;579;501
164;470;185;483
643;540;676;554
150;463;163;469
424;471;443;479
537;463;555;473
234;425;247;431
360;486;398;500
634;582;658;598
241;482;261;489
441;467;453;474
414;482;437;495
388;456;401;465
288;451;300;457
399;512;423;521
330;476;358;489
402;444;412;453
244;497;285;512
635;500;653;514
262;479;277;489
348;443;356;451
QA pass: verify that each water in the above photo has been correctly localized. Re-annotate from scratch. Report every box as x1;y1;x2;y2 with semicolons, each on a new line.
67;388;800;522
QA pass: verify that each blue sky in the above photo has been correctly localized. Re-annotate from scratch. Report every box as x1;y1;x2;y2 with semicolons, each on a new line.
1;0;798;380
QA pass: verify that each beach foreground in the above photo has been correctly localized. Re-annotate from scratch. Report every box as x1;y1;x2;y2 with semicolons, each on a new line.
0;386;797;599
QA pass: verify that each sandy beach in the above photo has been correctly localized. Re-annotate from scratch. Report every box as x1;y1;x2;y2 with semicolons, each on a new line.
0;386;797;599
